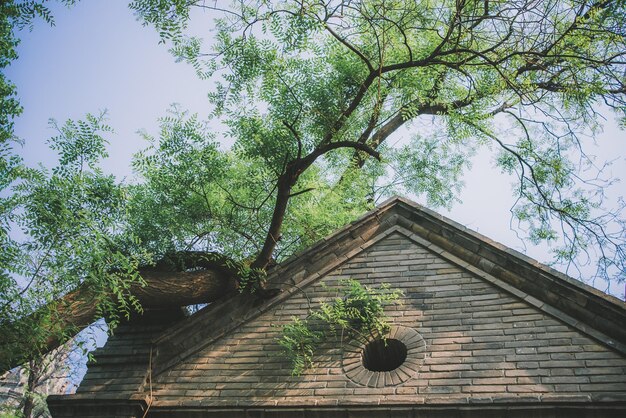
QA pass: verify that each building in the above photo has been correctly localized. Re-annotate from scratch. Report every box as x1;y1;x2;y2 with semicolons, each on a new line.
48;197;626;417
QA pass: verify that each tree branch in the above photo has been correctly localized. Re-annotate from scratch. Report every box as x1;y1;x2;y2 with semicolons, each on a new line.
0;251;239;373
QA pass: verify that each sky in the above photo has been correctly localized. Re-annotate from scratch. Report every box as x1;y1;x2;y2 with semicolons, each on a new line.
6;0;626;298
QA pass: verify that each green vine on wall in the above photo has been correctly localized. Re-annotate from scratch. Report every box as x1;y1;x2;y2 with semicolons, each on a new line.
277;279;402;376
276;317;323;376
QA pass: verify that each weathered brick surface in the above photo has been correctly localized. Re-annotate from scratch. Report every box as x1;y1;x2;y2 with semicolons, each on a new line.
76;310;184;395
148;233;626;407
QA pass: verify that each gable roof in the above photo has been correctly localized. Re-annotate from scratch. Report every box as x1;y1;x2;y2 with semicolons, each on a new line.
48;197;626;416
151;196;626;375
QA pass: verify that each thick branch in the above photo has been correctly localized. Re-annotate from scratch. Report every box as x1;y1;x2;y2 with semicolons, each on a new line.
0;252;238;373
250;171;296;271
250;140;382;271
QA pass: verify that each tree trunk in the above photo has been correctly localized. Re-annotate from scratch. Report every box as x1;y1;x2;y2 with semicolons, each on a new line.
21;360;37;418
251;172;296;271
0;255;237;373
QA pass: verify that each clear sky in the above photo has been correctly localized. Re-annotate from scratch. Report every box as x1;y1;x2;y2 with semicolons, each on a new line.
6;0;625;297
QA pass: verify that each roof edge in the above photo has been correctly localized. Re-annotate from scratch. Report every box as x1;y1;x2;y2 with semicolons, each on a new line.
142;402;626;417
393;196;623;306
390;197;626;347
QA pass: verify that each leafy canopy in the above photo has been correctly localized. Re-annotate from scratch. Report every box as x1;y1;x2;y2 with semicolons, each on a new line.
128;0;626;282
1;113;148;371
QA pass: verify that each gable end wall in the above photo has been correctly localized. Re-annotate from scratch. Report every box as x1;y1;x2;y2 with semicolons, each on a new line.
147;232;626;410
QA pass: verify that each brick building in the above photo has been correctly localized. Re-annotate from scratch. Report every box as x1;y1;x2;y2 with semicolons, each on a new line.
48;197;626;417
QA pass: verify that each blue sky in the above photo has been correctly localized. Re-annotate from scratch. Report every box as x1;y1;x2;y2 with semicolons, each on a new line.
8;0;211;178
6;0;625;297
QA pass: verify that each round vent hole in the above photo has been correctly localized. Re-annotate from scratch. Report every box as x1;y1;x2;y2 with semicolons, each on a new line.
362;338;407;372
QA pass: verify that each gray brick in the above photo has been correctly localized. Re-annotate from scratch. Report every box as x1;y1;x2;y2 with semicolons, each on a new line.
507;384;553;393
462;385;507;393
580;383;626;391
461;370;504;378
542;376;589;384
505;369;550;377
472;377;517;385
539;360;585;368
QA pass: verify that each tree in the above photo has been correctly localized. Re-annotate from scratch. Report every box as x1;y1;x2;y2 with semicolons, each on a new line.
1;0;625;372
1;337;83;418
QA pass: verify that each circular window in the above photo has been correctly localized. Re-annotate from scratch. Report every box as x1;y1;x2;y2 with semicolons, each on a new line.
362;338;407;372
343;325;425;387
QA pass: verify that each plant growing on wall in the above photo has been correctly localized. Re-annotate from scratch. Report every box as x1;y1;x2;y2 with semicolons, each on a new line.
276;317;324;376
277;279;402;375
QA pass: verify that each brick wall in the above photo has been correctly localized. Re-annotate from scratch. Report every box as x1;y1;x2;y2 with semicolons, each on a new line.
74;309;184;395
148;232;626;408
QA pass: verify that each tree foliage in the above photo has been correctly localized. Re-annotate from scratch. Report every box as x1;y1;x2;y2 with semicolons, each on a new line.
129;0;626;280
2;0;626;374
1;336;86;418
1;113;148;372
